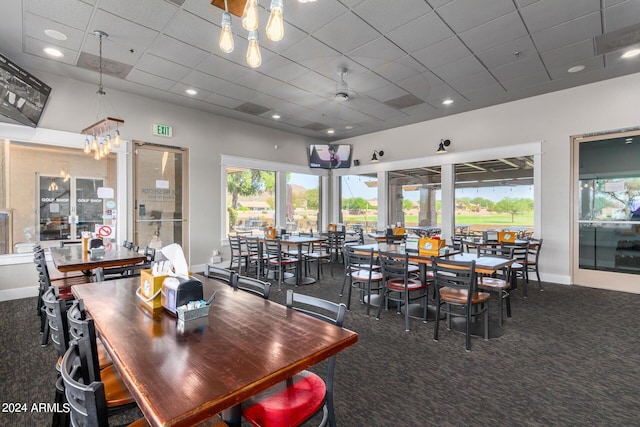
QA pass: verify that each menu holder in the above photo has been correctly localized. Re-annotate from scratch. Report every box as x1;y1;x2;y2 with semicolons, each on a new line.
327;223;337;232
137;269;166;309
497;231;516;243
418;237;446;256
265;227;276;239
393;226;405;236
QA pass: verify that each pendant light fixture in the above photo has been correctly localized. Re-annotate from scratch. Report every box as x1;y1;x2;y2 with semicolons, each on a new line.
219;0;234;53
266;0;284;42
242;0;259;31
80;30;124;160
246;30;262;68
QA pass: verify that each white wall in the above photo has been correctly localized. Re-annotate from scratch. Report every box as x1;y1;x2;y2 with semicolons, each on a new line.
2;70;640;299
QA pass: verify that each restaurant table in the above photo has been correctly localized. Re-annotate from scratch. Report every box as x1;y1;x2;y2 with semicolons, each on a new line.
405;226;441;237
279;235;327;285
367;232;406;242
49;244;147;273
72;277;358;427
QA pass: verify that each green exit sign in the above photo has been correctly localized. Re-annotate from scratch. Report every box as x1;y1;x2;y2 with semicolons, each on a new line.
153;124;173;137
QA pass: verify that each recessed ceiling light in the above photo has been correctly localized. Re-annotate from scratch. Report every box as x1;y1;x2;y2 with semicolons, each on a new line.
345;125;353;130
622;49;640;59
43;47;63;57
272;114;281;119
185;89;197;95
44;29;67;40
327;129;335;135
442;99;453;105
568;65;585;73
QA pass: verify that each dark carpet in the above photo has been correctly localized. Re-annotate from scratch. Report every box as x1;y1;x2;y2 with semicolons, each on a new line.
2;264;640;426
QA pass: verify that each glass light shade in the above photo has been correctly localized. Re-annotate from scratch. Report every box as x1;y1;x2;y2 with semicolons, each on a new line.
114;130;121;147
242;0;259;31
246;31;262;68
91;136;98;150
266;0;284;42
94;150;100;160
83;139;91;154
219;12;234;53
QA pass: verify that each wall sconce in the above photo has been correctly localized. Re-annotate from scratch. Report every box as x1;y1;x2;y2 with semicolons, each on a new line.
371;150;384;162
437;139;451;154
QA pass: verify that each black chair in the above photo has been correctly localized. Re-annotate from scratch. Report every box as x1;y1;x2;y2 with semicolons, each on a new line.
432;257;490;351
228;235;249;275
476;247;513;326
241;289;347;427
263;238;298;291
526;238;544;292
234;275;271;299
501;241;529;296
205;264;237;286
375;251;429;332
304;240;331;278
341;246;383;315
93;263;150;282
245;236;268;278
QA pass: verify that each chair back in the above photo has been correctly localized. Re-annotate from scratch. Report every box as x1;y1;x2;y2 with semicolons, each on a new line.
245;237;261;256
286;289;346;328
41;286;70;357
328;231;345;252
235;275;271;299
123;240;133;249
205;265;237;286
528;238;543;262
345;246;376;278
378;251;410;285
66;299;101;384
60;341;109;427
93;263;150;282
431;257;478;300
144;246;156;262
229;235;244;257
501;241;529;264
263;238;283;263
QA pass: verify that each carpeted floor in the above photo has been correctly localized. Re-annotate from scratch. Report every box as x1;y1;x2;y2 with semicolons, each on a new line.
2;264;640;426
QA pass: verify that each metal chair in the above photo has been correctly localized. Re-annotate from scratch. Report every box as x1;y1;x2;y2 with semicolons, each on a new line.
501;241;529;296
263;238;298;291
341;246;383;315
205;264;237;286
241;290;347;427
526;238;544;292
93;263;150;282
476;246;513;326
234;275;271;299
375;251;429;331
432;257;489;351
228;235;249;275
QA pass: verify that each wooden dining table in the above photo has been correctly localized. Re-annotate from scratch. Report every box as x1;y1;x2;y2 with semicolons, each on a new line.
71;276;358;427
49;244;147;273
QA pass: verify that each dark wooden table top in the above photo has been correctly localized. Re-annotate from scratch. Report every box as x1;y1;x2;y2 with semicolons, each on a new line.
72;277;358;427
49;245;147;272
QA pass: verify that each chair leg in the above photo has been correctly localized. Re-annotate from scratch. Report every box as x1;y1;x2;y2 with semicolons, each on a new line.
505;291;512;318
404;291;410;332
375;285;386;321
345;278;353;310
465;306;471;352
484;304;489;341
433;295;441;342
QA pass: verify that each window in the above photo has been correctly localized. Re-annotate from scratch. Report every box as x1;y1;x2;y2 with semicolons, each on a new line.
454;156;534;238
388;167;441;231
286;172;319;233
225;166;275;235
340;174;377;232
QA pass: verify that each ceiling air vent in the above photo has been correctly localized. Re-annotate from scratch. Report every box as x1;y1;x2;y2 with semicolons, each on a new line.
233;102;270;116
595;22;640;55
383;94;425;110
77;52;132;79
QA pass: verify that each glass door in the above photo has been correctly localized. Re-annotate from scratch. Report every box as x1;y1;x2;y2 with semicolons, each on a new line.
75;177;105;238
572;130;640;292
38;174;71;241
133;142;188;259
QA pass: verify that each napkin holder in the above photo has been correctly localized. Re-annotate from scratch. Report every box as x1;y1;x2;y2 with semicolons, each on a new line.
498;231;516;243
265;226;276;239
393;226;405;236
418;237;446;256
327;223;337;232
137;269;166;309
161;276;203;316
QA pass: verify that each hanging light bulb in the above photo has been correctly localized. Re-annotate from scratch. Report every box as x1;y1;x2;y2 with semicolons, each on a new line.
266;0;284;42
219;11;234;53
114;129;121;147
84;137;91;154
91;134;98;150
246;31;262;68
242;0;259;31
94;150;100;161
106;136;112;153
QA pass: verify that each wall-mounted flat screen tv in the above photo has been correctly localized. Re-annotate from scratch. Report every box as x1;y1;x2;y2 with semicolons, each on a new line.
309;144;352;169
0;53;51;128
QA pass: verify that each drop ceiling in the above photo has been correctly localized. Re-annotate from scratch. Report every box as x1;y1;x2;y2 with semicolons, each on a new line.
3;0;640;141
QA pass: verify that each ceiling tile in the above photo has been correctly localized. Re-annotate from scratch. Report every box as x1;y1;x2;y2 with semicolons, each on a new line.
288;71;337;96
346;71;391;93
197;55;250;83
540;39;595;69
395;73;434;100
425;84;465;104
87;10;160;57
437;0;516;33
605;1;640;33
431;55;487;82
169;82;213;100
448;70;498;93
148;35;209;69
312;12;380;54
126;69;175;90
98;0;178;31
163;10;218;53
214;81;261;101
181;69;230;92
515;0;540;7
490;56;547;82
374;56;428;82
24;12;85;51
386;12;453;53
250;94;288;110
281;37;341;69
501;69;550;91
235;73;286;94
353;0;432;33
258;56;310;82
366;84;409;102
459;11;528;53
347;37;407;69
284;0;348;33
136;54;190;81
531;12;602;52
258;22;308;55
412;36;471;69
25;0;94;31
547;55;604;79
23;36;78;66
520;0;600;33
182;0;223;24
203;92;246;109
476;36;538;68
460;82;506;102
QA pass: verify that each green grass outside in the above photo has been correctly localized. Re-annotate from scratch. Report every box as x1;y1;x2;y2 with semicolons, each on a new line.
343;213;533;226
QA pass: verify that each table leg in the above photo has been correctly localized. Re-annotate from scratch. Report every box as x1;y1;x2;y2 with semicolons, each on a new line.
284;242;316;286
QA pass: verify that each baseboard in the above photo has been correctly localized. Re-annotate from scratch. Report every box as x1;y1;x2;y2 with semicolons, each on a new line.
0;286;38;301
540;273;571;285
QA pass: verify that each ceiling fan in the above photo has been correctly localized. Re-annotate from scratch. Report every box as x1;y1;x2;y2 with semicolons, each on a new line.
334;67;358;102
